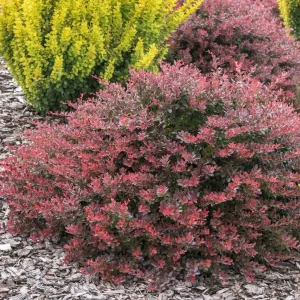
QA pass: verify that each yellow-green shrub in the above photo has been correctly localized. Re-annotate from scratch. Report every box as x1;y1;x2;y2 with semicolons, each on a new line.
0;0;203;113
278;0;300;38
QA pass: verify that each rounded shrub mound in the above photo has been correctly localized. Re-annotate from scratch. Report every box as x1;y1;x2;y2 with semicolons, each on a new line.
168;0;300;98
0;0;203;113
1;62;300;288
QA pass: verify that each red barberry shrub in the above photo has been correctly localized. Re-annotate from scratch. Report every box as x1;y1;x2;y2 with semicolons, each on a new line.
168;0;300;98
1;62;300;288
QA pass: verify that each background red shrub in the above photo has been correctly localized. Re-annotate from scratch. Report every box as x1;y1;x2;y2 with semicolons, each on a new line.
168;0;300;99
1;63;300;288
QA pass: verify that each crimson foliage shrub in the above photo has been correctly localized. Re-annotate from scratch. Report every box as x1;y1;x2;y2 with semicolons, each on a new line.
1;62;300;288
169;0;300;98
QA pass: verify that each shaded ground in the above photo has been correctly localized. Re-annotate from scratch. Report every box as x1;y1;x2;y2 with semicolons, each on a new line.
0;58;299;300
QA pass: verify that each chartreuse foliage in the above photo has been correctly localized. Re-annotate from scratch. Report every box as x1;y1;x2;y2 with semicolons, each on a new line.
278;0;300;38
0;0;203;113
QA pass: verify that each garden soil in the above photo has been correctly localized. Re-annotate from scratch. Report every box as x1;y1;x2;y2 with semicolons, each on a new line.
0;59;299;300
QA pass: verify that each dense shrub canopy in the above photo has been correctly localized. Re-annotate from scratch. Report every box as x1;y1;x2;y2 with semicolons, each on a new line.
168;0;300;98
1;63;300;288
0;0;203;113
